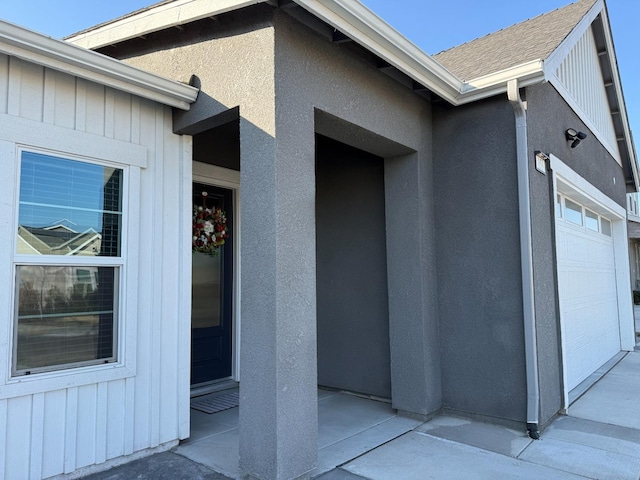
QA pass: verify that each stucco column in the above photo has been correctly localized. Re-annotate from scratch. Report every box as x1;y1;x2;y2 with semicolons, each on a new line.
238;109;317;479
385;151;442;416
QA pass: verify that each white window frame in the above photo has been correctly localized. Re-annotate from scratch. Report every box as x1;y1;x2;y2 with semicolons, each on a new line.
12;148;127;377
0;132;143;399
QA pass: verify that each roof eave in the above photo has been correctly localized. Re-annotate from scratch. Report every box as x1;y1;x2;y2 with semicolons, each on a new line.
455;60;545;105
66;0;264;50
544;0;638;191
292;0;463;104
0;20;198;110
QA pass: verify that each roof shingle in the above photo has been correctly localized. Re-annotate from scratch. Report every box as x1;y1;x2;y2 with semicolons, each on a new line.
433;0;598;81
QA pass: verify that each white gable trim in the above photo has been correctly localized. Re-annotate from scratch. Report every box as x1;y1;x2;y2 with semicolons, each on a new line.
67;0;263;52
543;0;604;75
0;20;198;110
598;6;638;189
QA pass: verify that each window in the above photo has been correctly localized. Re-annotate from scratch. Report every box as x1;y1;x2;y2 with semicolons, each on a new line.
13;151;124;376
585;209;599;232
564;198;583;226
558;193;614;238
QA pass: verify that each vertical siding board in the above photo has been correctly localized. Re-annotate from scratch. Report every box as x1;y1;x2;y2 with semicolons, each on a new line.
7;56;21;116
0;399;7;479
104;87;115;139
95;382;108;464
29;393;45;480
52;70;77;129
75;78;87;133
113;90;132;142
133;99;158;451
6;396;32;478
0;53;9;114
178;134;192;440
64;387;78;473
579;36;587;111
42;68;55;125
124;377;135;455
106;379;126;460
84;81;106;136
41;390;66;479
18;61;44;122
131;96;141;145
160;106;180;443
75;384;97;468
150;103;165;448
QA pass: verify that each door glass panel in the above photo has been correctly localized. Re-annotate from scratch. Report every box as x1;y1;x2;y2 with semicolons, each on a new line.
601;218;612;236
191;251;221;328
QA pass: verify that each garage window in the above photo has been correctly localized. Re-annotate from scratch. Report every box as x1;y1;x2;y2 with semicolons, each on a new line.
13;151;124;376
558;194;613;239
585;209;599;232
564;198;583;225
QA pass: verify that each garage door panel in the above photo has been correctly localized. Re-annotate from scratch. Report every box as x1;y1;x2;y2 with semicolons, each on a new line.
556;197;620;392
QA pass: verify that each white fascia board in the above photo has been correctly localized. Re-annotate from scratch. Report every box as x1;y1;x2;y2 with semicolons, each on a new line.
66;0;263;50
0;20;198;110
599;6;639;191
293;0;463;104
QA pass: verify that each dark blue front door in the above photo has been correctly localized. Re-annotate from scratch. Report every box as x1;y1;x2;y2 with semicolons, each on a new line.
191;183;233;385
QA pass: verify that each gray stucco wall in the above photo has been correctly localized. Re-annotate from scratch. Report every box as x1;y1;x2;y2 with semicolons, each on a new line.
316;136;390;398
526;82;627;425
273;10;441;416
433;95;527;424
526;83;626;207
103;5;441;477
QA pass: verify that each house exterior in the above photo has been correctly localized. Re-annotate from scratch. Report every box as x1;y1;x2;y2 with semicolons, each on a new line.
0;0;637;479
0;20;198;479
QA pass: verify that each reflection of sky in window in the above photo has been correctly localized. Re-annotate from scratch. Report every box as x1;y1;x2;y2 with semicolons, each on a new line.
19;152;122;233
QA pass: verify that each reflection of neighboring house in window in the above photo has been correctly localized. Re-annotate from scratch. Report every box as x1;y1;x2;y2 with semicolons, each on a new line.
17;224;102;295
17;224;102;256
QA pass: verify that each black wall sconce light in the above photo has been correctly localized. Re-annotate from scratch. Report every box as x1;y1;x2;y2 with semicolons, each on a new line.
565;128;587;148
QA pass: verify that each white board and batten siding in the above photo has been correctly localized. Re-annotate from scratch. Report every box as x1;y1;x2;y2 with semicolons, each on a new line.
548;26;620;164
0;54;192;479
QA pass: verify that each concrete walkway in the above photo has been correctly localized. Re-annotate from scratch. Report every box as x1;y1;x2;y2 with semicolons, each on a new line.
84;350;640;480
338;351;640;479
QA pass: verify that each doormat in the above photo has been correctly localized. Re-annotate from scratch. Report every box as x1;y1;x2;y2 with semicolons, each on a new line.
191;392;239;414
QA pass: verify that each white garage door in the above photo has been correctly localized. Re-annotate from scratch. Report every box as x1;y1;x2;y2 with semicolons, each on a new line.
556;194;620;391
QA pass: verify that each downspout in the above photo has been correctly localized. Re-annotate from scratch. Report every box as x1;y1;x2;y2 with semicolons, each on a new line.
507;79;540;440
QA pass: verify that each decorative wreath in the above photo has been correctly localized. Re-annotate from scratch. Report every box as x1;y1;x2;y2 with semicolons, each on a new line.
192;191;229;255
